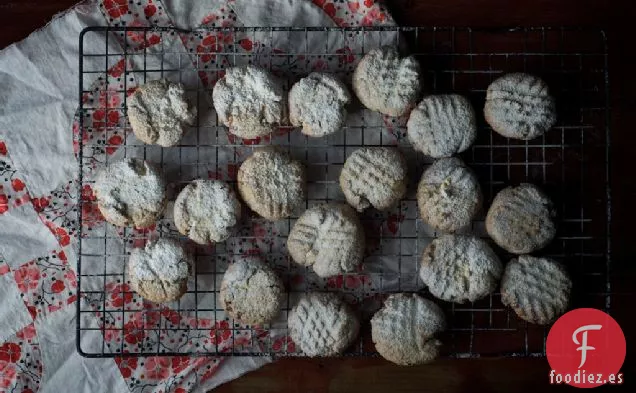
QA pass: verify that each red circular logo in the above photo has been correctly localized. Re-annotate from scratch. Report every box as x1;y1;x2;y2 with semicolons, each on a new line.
547;308;626;388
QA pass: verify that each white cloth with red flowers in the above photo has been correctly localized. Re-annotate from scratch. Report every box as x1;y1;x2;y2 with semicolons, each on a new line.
0;0;395;392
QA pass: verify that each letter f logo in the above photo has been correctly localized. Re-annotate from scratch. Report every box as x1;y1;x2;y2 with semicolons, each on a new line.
572;324;602;368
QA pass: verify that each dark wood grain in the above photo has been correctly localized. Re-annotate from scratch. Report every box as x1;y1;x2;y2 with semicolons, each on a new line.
0;1;633;392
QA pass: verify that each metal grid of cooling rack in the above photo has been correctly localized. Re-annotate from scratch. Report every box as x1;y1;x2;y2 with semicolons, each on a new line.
76;26;610;358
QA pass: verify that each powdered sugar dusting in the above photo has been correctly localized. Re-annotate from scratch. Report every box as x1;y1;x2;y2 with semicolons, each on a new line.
237;147;306;220
94;158;166;227
129;238;191;282
353;46;421;116
289;72;351;137
212;65;286;139
220;256;284;325
174;179;241;244
419;234;502;303
127;79;197;147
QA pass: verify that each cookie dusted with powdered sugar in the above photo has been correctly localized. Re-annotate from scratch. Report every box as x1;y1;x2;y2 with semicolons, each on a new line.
339;147;408;211
220;256;285;325
371;293;446;365
288;292;359;357
94;158;166;228
212;65;286;139
501;255;571;325
127;79;197;147
407;94;477;158
128;238;192;303
486;183;557;254
419;234;502;303
174;180;241;245
289;73;351;137
353;46;422;117
237;148;306;220
417;157;482;233
287;203;364;277
484;73;556;140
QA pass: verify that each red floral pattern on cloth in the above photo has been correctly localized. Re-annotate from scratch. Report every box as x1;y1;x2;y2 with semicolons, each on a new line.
98;0;171;51
13;249;77;320
0;141;31;215
311;0;393;26
0;324;42;393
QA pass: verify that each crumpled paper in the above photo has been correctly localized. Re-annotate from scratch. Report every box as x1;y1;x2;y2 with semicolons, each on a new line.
0;0;397;392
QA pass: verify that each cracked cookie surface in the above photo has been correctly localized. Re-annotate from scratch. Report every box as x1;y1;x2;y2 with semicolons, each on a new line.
220;256;285;325
174;179;241;244
128;238;192;303
212;65;286;139
237;147;306;220
371;293;446;365
94;158;166;228
128;79;196;147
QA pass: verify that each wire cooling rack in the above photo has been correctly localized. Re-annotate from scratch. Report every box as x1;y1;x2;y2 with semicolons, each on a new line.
76;26;610;358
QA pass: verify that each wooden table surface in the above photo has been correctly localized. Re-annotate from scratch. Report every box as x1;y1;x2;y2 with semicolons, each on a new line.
1;1;633;392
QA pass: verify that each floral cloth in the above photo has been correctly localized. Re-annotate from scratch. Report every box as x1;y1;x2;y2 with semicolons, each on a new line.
0;0;396;392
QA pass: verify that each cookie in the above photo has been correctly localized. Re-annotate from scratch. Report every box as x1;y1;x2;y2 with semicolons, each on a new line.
220;256;285;325
288;292;359;357
407;94;477;158
127;79;196;147
501;255;571;325
128;238;192;303
352;46;422;117
417;157;482;233
212;65;286;139
287;203;364;277
371;293;446;365
484;73;557;140
174;180;241;245
289;72;351;137
339;147;408;211
419;234;503;303
94;158;166;228
486;183;557;254
237;148;306;220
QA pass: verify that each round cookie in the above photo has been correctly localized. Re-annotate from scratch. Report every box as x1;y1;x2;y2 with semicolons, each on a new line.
174;180;241;245
289;72;351;137
419;234;502;303
484;73;557;140
127;79;197;147
501;255;571;325
288;292;359;357
417;157;482;233
220;256;285;325
237;148;306;220
407;94;477;158
212;65;286;139
352;46;422;117
486;183;557;254
339;147;408;211
371;293;446;365
94;158;166;228
287;203;364;277
128;238;192;303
